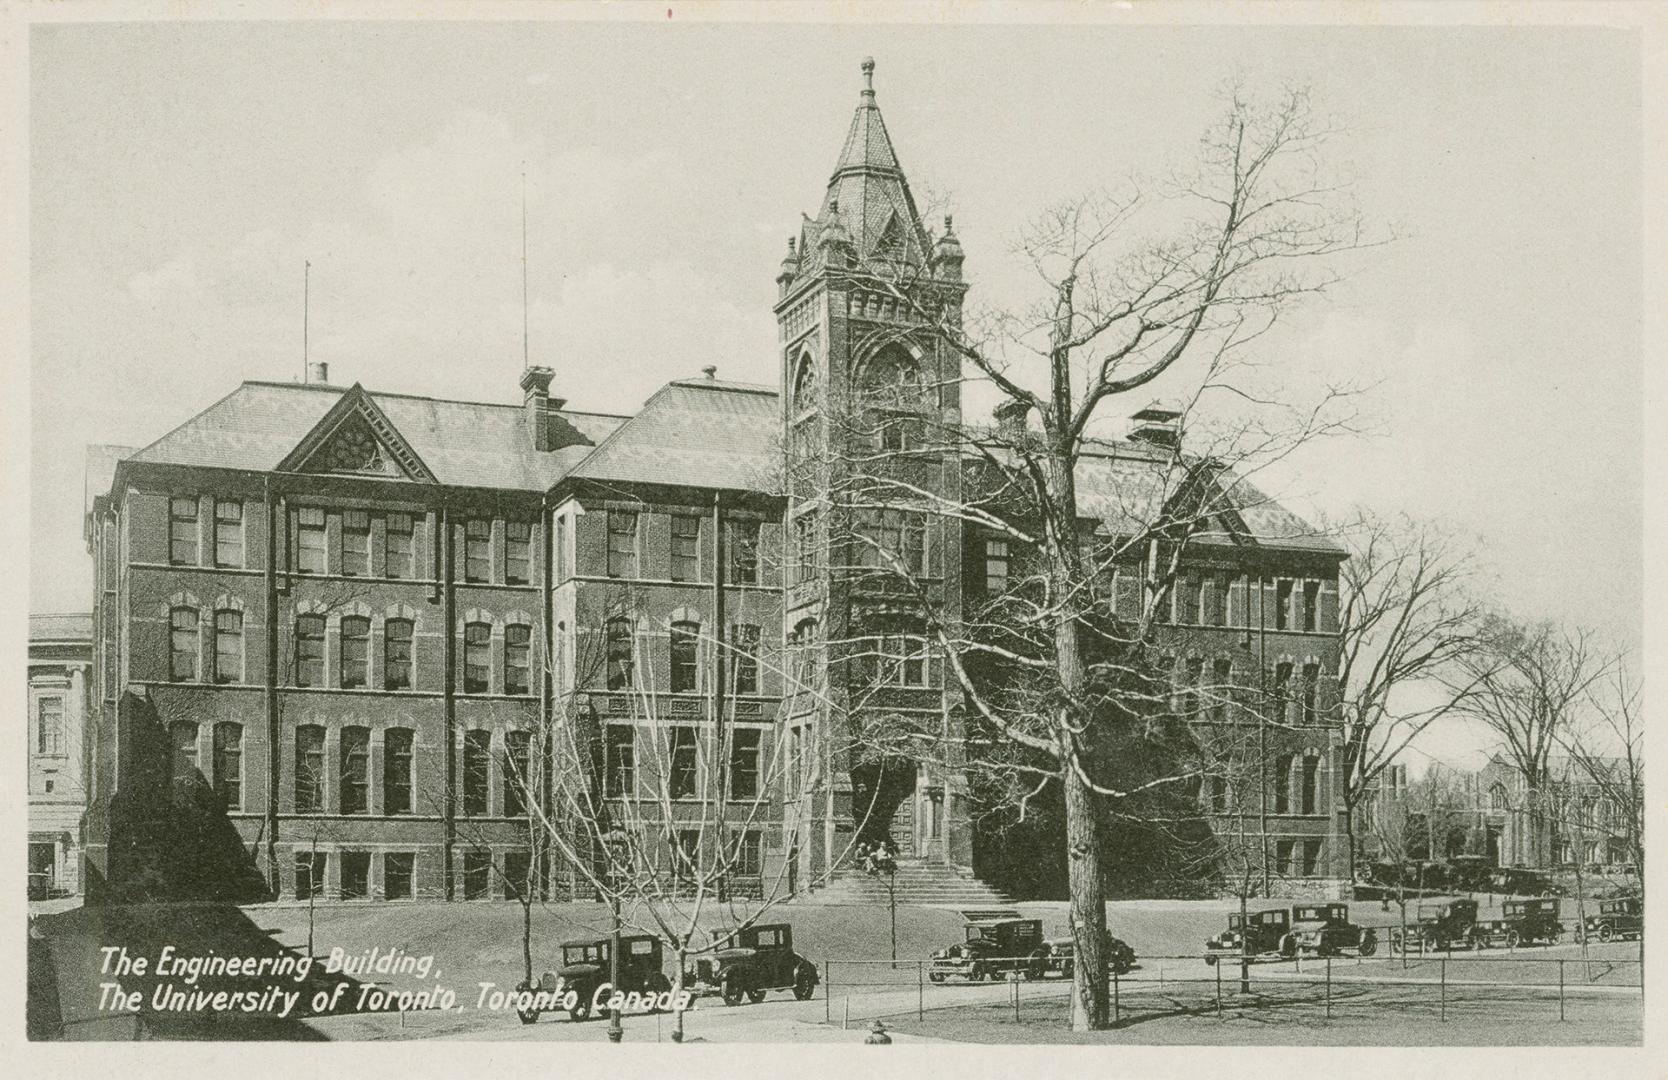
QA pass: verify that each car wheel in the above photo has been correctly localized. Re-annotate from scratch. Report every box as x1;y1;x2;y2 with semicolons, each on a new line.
969;963;986;982
1572;926;1586;945
1025;950;1049;981
1063;959;1075;979
793;965;816;1001
569;996;591;1022
721;976;745;1007
1358;931;1377;958
747;989;767;1004
645;973;672;1011
1203;955;1217;967
928;972;945;984
1279;934;1297;959
1505;930;1520;949
1599;924;1614;943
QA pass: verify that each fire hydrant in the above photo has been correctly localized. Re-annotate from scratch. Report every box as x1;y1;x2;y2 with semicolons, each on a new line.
864;1020;892;1045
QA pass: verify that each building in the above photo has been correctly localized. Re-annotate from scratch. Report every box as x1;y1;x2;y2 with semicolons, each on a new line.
82;60;1349;904
28;613;93;899
1470;754;1635;873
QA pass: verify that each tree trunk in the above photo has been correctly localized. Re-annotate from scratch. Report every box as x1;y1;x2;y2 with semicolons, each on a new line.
1064;758;1109;1030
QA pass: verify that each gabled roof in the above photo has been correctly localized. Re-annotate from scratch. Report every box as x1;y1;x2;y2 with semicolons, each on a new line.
277;383;438;482
121;380;626;492
564;378;783;494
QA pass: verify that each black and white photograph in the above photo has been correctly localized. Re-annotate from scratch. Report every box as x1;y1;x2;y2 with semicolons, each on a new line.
6;1;1660;1071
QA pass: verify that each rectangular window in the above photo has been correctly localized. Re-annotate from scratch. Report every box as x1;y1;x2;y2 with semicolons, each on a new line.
295;725;325;812
737;830;762;877
214;500;244;568
792;511;819;584
985;538;1010;594
1275;579;1294;631
463;852;491;900
670;621;700;693
726;518;760;584
730;624;761;695
1301;755;1321;816
340;510;370;577
730;728;761;799
505;521;532;585
1300;839;1322;877
213;722;242;809
671;514;701;582
170;607;199;681
503;730;531;817
504;851;534;901
1271;661;1293;723
385;513;415;579
295;852;326;900
1179;575;1203;624
1207;573;1229;626
213;609;243;684
463;730;491;815
1302;580;1320;632
384;618;413;690
340;615;370;689
673;830;700;882
462;622;491;695
605;618;633;691
296;507;326;574
1274;753;1294;815
341;852;370;900
1211;659;1233;723
607;510;639;578
36;697;64;756
1207;775;1228;814
1180;657;1204;718
1276;839;1296;876
504;625;531;695
340;726;369;814
384;853;414;900
169;721;198;789
668;726;698;799
878;635;930;688
384;727;413;815
464;519;492;583
170;496;199;565
554;514;569;582
605;725;635;797
1302;663;1320;724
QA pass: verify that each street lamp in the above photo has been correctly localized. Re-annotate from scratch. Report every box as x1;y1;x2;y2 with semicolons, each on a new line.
602;828;628;1044
864;847;898;967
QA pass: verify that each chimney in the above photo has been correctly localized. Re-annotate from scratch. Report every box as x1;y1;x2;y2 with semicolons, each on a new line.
520;366;559;451
702;365;718;381
307;360;330;385
993;399;1030;443
1128;404;1183;449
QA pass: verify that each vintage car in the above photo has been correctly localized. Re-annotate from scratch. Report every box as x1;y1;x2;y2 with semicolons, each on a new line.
1574;896;1642;943
1289;903;1378;958
929;912;1048;982
1039;929;1137;979
516;933;672;1024
1488;867;1554;897
1204;908;1293;965
1476;897;1564;948
684;923;818;1006
1388;898;1480;952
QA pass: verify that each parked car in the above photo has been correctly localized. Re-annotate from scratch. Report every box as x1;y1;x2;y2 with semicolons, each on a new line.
685;923;818;1006
1476;898;1564;948
1039;929;1137;979
930;912;1048;982
516;933;671;1024
1289;903;1378;958
1204;907;1293;965
1574;896;1642;943
1389;898;1480;952
1488;867;1554;897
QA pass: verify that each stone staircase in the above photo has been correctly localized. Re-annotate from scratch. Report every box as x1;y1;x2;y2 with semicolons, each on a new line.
798;857;1014;907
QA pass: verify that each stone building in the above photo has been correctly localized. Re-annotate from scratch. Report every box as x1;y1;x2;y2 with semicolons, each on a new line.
82;60;1349;903
28;613;93;899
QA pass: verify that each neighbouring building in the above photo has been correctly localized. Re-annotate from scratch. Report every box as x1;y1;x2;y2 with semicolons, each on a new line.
1470;754;1636;873
28;612;93;899
82;60;1350;904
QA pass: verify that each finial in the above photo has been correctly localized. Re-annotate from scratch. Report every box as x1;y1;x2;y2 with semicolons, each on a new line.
861;57;875;97
702;365;718;380
944;214;954;234
788;237;796;254
829;198;840;215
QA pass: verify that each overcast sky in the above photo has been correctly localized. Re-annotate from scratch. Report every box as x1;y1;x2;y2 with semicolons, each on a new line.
28;19;1641;767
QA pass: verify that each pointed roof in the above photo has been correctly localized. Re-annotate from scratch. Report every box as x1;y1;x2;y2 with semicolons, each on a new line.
278;383;439;482
799;58;932;273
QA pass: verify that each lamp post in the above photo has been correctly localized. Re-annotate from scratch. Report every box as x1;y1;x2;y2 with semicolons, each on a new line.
865;848;898;967
603;828;627;1044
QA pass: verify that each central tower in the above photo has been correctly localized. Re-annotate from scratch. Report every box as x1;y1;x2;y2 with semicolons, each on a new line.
774;59;974;889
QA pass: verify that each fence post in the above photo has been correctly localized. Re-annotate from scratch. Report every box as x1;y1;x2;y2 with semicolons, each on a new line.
918;961;924;1022
1439;957;1446;1022
1113;966;1121;1025
1012;972;1019;1023
825;961;831;1025
1559;959;1565;1022
1325;955;1332;1019
843;995;849;1031
1215;959;1222;1017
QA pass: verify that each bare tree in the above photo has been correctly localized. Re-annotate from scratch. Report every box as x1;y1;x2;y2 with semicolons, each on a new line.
811;82;1381;1031
1334;511;1486;877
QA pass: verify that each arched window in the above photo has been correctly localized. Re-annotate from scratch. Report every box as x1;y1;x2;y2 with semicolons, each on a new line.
462;622;491;695
605;617;634;691
213;609;243;684
857;348;925;452
669;620;701;694
294;614;325;688
1490;783;1509;811
340;616;370;689
384;727;413;814
384;618;414;690
169;606;199;681
504;624;531;696
1273;753;1296;814
1300;753;1321;815
791;351;818;415
1301;662;1320;724
340;726;369;814
213;722;243;809
792;618;819;690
